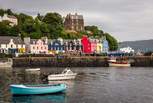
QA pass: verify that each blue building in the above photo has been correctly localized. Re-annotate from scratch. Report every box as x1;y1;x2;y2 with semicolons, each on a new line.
102;38;109;53
48;39;64;52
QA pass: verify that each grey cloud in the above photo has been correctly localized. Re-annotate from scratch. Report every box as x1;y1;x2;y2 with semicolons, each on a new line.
0;0;153;41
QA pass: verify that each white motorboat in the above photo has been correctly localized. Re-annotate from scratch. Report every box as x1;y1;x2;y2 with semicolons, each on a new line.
0;58;12;68
48;68;77;81
26;68;40;72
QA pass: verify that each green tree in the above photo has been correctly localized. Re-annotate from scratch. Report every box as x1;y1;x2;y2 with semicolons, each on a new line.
104;33;118;51
8;25;19;36
85;25;103;37
42;12;64;39
22;18;35;34
37;13;43;21
34;18;41;33
0;9;5;16
42;12;63;25
6;9;13;15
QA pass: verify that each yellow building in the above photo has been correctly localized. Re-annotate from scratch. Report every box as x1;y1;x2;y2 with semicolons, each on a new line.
96;42;103;53
18;48;25;53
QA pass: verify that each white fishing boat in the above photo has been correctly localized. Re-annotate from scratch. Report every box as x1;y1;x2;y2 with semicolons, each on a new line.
0;58;12;68
109;62;131;67
108;58;131;67
26;68;40;72
48;68;77;81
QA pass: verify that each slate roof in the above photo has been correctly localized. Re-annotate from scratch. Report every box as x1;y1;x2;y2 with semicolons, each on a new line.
30;39;37;44
67;13;83;20
7;15;17;19
0;36;24;44
30;39;47;44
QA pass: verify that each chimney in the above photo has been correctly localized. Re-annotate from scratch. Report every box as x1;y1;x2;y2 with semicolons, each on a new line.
24;37;30;45
41;37;48;44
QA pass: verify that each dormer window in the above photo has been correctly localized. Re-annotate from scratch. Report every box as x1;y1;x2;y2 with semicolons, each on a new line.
33;41;36;44
10;39;13;42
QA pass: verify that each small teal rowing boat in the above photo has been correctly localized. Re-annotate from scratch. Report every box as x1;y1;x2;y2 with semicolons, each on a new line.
10;84;67;95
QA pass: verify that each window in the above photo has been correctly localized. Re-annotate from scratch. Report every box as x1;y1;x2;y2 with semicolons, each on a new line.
11;44;13;48
37;47;39;50
33;47;35;50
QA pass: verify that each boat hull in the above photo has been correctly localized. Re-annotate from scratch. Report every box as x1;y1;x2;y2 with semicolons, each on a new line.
26;68;40;72
109;63;130;67
48;74;77;81
10;84;67;95
0;62;12;68
0;59;13;68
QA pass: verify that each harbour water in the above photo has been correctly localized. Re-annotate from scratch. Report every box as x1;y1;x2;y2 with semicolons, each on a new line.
1;67;153;103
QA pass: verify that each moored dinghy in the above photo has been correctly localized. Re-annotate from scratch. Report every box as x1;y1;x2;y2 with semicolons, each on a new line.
10;84;67;95
108;57;131;67
25;68;40;72
48;68;77;81
0;58;13;68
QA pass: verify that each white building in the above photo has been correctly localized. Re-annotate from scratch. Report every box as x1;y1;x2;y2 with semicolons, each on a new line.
0;36;25;54
0;14;18;26
119;46;134;53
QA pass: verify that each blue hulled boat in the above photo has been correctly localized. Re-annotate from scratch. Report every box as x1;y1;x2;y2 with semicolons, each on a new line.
10;84;67;95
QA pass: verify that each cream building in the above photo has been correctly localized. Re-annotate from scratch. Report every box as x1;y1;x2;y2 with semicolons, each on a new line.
0;14;18;26
0;36;25;54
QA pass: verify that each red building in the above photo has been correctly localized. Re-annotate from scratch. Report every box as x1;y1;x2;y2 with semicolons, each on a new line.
81;36;92;54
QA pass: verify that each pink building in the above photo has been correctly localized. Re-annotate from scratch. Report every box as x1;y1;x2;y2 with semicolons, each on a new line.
24;37;48;54
90;39;97;53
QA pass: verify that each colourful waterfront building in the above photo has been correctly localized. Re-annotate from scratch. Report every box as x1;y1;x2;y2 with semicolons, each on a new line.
90;38;97;53
81;36;92;54
96;39;103;53
102;38;109;53
74;39;82;52
62;39;82;53
0;36;25;54
48;38;64;53
24;37;48;54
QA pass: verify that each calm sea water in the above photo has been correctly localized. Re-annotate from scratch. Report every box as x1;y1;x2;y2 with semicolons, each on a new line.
1;67;153;103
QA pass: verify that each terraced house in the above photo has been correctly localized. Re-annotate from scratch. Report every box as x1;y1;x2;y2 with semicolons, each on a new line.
0;36;25;54
81;36;109;54
0;36;109;55
48;38;82;54
24;37;48;54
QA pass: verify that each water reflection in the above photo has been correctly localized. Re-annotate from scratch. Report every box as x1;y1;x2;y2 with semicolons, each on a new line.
12;94;66;103
0;68;12;102
1;67;153;103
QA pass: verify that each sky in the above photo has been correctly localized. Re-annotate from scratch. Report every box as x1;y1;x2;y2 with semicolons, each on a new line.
0;0;153;42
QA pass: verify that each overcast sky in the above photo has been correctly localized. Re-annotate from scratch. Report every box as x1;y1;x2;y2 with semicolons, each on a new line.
0;0;153;41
